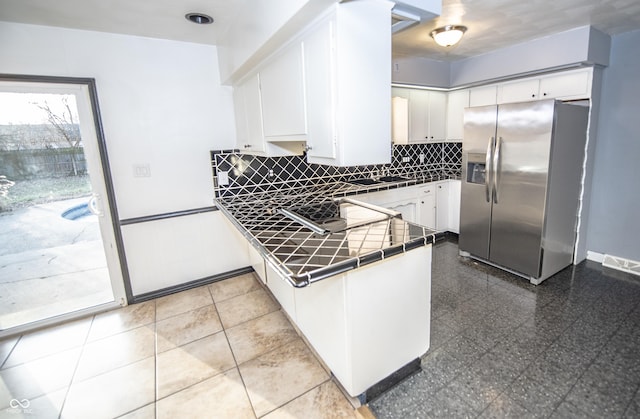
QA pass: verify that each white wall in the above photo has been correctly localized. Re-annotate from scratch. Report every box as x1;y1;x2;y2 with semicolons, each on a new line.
0;21;250;296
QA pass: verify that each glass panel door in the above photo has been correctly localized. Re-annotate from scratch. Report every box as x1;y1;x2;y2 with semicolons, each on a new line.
0;80;125;331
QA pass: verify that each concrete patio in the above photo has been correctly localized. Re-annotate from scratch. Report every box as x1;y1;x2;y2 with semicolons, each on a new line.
0;197;113;331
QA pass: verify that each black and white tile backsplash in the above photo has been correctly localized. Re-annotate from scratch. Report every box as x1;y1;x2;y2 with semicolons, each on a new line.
211;142;461;198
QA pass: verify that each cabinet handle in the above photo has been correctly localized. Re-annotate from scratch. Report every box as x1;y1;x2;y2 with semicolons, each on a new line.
543;92;547;96
243;144;251;149
531;94;536;98
421;201;424;204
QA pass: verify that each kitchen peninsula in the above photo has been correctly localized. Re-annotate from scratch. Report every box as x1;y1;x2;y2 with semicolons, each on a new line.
215;180;436;399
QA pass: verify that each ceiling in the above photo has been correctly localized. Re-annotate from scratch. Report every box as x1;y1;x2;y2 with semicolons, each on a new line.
1;0;640;62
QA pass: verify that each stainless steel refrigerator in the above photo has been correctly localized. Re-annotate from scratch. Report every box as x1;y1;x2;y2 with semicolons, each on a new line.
459;99;589;284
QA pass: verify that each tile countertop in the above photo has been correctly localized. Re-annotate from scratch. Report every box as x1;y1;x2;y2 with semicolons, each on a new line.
215;175;456;287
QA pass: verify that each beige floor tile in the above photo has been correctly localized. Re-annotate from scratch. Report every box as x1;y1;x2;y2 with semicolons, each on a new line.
0;336;18;367
226;310;299;364
155;286;214;321
61;357;155;419
117;403;156;419
0;347;80;409
209;273;262;303
156;332;236;399
216;288;279;329
157;368;254;419
262;381;358;419
1;387;67;419
74;325;155;382
3;317;91;368
155;304;222;353
239;338;330;417
87;300;156;342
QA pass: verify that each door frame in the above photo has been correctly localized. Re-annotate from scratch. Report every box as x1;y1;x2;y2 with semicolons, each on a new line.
0;73;133;334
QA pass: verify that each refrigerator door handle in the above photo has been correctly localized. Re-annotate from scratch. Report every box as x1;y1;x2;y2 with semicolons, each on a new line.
485;138;493;202
493;137;502;204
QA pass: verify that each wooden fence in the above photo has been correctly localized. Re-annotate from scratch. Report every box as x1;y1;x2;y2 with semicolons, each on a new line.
0;148;87;179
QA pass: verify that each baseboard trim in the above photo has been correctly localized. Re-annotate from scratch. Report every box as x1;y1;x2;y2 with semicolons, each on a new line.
586;251;604;263
131;266;255;303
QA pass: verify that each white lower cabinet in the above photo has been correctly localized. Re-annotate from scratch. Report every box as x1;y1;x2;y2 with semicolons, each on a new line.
364;184;437;230
435;181;449;230
265;262;296;321
386;198;418;224
248;244;266;284
434;180;461;233
449;180;461;234
417;185;436;229
292;246;431;396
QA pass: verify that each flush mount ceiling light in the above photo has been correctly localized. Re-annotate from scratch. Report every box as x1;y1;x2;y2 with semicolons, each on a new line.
430;25;467;47
185;13;213;25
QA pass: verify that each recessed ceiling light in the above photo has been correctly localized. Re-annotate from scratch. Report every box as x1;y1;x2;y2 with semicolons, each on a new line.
185;13;213;25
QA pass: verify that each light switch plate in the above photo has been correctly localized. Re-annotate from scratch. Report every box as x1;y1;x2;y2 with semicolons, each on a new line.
133;164;151;177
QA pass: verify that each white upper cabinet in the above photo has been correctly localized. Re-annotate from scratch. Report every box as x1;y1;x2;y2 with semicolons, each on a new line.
428;91;447;141
497;78;541;103
303;15;335;160
446;89;469;141
304;1;393;166
408;89;429;142
392;88;446;144
232;1;392;161
497;68;592;104
259;43;307;141
233;74;266;153
391;96;409;144
469;85;497;107
234;74;304;157
538;69;591;100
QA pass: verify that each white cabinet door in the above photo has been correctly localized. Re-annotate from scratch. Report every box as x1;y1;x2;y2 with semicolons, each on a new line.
233;84;249;151
235;74;266;153
387;199;418;224
392;87;410;99
417;186;436;229
260;43;307;140
266;262;296;321
305;2;392;166
406;89;445;143
446;89;469;141
248;245;266;284
428;91;447;141
436;181;449;231
409;89;429;143
448;179;461;234
304;18;336;159
391;96;409;144
469;85;497;107
539;69;591;100
497;78;541;103
392;87;411;145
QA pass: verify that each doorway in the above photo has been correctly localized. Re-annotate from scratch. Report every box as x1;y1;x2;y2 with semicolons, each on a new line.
0;77;128;333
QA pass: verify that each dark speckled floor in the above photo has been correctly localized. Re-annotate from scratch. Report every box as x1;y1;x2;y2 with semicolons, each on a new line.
369;240;640;419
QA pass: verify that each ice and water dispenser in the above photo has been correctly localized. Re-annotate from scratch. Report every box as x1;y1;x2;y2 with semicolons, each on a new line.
466;153;487;184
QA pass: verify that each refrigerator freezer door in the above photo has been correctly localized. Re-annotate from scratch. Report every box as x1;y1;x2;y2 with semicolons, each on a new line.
459;105;497;259
489;100;555;277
